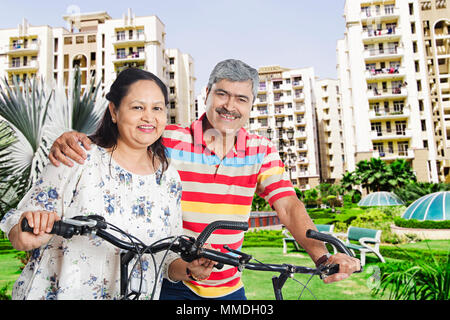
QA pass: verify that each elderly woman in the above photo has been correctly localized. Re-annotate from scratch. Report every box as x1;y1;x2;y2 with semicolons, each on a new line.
0;68;215;300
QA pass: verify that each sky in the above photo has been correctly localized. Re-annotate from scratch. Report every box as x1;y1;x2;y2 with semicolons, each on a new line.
0;0;347;95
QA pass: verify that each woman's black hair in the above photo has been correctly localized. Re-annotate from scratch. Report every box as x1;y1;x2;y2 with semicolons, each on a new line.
89;67;169;174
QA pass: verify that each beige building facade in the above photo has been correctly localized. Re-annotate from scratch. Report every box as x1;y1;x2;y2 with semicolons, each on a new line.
337;0;442;183
247;66;321;190
417;0;450;182
0;9;195;127
315;79;345;183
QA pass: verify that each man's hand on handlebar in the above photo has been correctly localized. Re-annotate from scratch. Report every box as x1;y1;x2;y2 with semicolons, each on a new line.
321;253;361;284
49;131;91;167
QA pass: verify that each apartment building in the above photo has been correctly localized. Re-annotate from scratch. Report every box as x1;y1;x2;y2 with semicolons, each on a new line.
0;9;195;127
247;65;320;190
417;0;450;182
166;48;196;125
337;0;440;183
315;79;345;183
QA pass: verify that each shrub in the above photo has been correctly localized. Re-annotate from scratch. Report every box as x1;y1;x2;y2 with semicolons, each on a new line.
394;217;450;230
373;252;450;300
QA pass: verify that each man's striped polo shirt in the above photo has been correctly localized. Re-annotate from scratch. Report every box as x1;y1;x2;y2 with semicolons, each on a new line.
162;113;296;298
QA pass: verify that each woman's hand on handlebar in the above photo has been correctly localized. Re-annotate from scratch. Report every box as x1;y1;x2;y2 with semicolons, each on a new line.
10;211;61;251
321;253;361;284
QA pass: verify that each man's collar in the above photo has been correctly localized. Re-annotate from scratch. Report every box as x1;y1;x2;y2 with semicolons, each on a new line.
191;113;247;155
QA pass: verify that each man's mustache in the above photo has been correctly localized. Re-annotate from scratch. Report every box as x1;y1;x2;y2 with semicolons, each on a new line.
216;107;241;118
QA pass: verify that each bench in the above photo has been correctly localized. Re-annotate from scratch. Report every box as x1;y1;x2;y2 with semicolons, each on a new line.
336;226;385;266
282;224;335;254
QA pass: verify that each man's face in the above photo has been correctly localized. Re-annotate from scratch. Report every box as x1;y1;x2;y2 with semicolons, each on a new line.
205;79;254;137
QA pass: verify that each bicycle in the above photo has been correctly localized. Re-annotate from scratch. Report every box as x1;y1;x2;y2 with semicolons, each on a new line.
21;215;361;300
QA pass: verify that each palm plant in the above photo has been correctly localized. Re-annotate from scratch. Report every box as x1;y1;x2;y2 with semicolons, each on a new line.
0;68;105;219
394;181;450;206
373;252;450;300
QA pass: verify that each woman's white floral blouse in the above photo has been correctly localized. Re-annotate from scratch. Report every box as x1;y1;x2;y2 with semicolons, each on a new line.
0;145;183;300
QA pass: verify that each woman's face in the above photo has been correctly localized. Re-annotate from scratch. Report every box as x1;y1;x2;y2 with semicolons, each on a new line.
109;80;167;150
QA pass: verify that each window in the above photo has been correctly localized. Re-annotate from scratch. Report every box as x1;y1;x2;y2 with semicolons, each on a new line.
395;121;407;135
371;122;382;136
116;48;126;59
116;31;125;41
170;87;175;94
12;57;20;68
169;57;175;64
64;37;72;45
421;119;427;131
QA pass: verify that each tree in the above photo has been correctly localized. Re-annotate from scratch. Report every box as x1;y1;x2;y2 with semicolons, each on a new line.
0;68;105;219
347;158;417;194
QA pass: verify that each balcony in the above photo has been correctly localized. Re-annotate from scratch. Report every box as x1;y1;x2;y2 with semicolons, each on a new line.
295;104;306;113
365;66;405;80
360;6;400;22
293;92;305;102
362;27;401;43
112;33;146;45
369;106;410;120
295;131;307;139
364;47;404;62
292;80;304;88
5;42;39;55
5;60;39;72
373;149;415;160
255;97;268;105
367;87;407;100
113;51;146;64
370;129;413;141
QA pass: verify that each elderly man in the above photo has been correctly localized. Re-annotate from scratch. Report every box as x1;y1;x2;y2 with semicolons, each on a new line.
48;59;360;300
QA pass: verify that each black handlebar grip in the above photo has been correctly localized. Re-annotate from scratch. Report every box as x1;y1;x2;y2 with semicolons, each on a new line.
20;218;34;233
20;218;76;239
306;229;354;257
196;221;249;248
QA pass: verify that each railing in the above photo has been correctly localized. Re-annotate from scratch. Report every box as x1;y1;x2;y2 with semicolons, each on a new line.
115;51;146;60
369;107;410;118
365;66;404;78
7;42;39;52
113;33;146;43
370;129;412;139
363;27;398;38
361;6;398;19
367;86;407;98
373;149;414;158
365;47;401;57
7;60;39;69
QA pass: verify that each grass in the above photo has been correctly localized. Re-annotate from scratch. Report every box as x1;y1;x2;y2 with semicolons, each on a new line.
0;249;22;299
241;247;384;300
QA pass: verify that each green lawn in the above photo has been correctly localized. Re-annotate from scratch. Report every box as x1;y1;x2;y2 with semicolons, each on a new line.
241;247;384;300
0;250;22;299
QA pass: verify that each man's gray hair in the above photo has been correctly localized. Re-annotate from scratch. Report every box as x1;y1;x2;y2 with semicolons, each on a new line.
207;59;259;101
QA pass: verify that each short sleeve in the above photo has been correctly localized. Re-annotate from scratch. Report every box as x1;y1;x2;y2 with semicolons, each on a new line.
0;159;83;237
255;140;296;206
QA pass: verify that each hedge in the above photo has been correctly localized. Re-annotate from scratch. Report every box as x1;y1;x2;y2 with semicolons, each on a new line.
379;245;449;264
394;217;450;230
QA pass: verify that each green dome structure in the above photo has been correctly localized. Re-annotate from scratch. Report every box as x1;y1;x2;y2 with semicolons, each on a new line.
402;191;450;221
358;191;405;207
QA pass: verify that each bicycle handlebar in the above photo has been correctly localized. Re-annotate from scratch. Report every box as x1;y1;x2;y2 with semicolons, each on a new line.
20;216;359;281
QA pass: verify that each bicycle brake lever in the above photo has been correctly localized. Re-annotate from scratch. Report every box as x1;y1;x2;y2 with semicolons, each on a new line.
318;263;340;280
223;245;252;264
